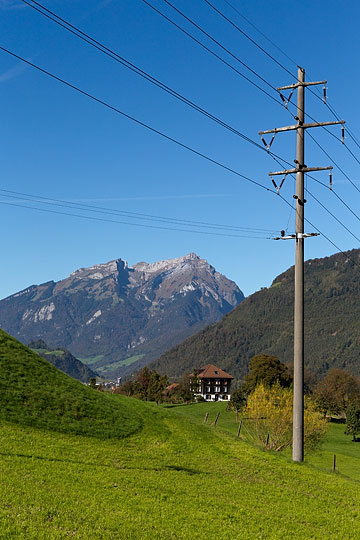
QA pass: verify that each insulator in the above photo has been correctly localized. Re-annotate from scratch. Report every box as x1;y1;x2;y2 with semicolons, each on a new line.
271;178;277;190
279;93;286;103
323;85;327;104
329;170;333;190
279;175;286;190
341;126;345;144
269;134;275;148
281;230;285;237
261;137;268;148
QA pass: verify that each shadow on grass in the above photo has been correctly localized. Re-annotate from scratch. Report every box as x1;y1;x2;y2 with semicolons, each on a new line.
0;452;206;475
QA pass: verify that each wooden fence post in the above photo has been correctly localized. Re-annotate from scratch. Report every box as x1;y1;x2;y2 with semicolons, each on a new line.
236;411;239;423
204;412;209;424
213;412;220;427
237;420;243;438
333;454;336;472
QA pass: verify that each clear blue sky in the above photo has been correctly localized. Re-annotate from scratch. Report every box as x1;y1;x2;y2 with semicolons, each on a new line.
1;0;360;299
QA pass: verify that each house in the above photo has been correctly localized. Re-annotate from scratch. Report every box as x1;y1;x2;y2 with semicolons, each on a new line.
191;364;234;402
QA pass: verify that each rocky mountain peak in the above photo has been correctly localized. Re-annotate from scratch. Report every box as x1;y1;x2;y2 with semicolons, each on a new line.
0;252;244;378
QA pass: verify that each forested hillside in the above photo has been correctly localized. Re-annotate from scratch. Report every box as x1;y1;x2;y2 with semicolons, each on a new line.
150;249;360;380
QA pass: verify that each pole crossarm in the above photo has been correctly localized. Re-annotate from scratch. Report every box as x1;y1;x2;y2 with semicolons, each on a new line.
259;120;344;135
269;166;333;176
273;232;319;240
277;80;326;90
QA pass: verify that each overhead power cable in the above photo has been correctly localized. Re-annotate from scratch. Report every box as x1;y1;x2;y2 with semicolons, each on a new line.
19;0;282;155
212;0;360;169
0;198;272;239
278;194;360;269
269;154;360;242
0;44;273;195
143;0;281;107
203;0;296;80
1;42;358;259
162;0;279;95
22;0;359;218
0;188;278;234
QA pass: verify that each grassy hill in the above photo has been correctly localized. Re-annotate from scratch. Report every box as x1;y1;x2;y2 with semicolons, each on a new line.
1;400;360;539
0;329;141;438
29;339;98;383
150;249;360;380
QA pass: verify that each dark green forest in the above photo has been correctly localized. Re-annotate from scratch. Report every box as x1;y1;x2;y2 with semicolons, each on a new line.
150;249;360;381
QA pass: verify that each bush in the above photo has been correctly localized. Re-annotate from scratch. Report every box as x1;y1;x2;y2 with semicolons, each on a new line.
243;383;328;451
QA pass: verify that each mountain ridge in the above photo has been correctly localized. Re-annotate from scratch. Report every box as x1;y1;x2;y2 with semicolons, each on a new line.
0;253;244;377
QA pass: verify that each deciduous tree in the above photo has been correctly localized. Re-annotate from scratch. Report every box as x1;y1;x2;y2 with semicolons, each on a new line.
242;354;292;395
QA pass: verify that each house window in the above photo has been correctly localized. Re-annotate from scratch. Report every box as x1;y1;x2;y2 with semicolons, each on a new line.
215;386;220;393
206;386;210;392
206;394;211;400
223;387;227;392
214;371;219;374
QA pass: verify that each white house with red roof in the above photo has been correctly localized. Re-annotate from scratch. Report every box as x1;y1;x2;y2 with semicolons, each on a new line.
191;364;234;402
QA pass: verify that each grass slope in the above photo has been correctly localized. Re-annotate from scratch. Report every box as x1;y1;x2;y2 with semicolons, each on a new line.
0;329;141;438
1;401;360;539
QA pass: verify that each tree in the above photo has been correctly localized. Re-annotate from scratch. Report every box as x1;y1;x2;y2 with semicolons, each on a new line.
176;373;194;403
345;398;360;441
228;387;247;412
314;368;360;417
134;367;152;400
89;377;97;389
242;354;292;396
116;380;135;396
243;383;327;452
147;371;168;404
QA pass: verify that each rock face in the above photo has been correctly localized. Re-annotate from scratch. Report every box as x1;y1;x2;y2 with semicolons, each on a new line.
0;253;244;377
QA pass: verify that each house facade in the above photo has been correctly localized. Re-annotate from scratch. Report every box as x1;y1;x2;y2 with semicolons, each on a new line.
191;364;234;402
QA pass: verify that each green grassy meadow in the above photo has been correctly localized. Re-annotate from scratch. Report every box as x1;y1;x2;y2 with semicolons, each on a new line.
1;400;360;539
1;330;360;539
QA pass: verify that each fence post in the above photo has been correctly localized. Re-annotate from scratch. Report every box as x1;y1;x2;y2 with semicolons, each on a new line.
333;454;336;472
237;420;243;438
204;412;209;424
213;412;220;427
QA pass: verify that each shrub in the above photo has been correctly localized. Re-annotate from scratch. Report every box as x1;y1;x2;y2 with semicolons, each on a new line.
243;383;327;451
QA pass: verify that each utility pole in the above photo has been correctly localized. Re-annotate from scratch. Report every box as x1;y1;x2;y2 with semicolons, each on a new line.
259;68;345;462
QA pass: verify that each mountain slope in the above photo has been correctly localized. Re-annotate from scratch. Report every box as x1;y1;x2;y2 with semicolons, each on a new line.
0;253;243;377
28;339;98;383
0;329;141;437
150;249;360;380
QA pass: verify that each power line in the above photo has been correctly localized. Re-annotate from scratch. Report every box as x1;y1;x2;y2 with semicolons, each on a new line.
0;188;278;233
203;0;296;80
0;198;271;239
221;0;299;69
279;193;360;269
22;0;359;223
0;44;273;195
162;0;279;95
19;0;284;156
1;39;358;264
219;1;360;168
270;154;360;243
143;0;281;107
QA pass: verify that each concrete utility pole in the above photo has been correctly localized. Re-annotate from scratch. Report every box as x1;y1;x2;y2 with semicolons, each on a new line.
259;68;345;462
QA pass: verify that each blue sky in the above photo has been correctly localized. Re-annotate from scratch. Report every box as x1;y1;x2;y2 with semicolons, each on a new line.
1;0;360;299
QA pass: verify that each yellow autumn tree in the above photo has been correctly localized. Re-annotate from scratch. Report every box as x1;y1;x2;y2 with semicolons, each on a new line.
243;383;327;451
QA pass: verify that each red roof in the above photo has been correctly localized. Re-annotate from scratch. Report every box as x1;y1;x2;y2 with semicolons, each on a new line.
192;364;234;380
